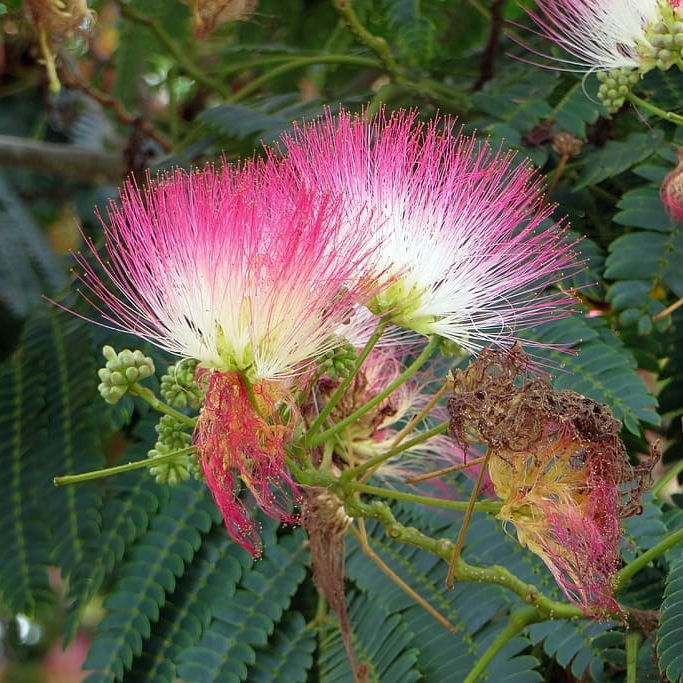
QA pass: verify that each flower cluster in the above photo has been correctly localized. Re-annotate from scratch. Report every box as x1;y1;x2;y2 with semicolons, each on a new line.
447;345;656;614
73;108;577;555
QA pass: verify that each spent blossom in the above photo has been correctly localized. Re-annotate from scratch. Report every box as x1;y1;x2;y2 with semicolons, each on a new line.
447;345;656;614
281;108;578;354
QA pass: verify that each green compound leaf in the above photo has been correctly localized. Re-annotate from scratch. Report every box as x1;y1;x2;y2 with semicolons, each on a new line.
382;0;436;68
574;131;665;189
0;313;54;615
43;312;105;631
0;309;106;619
531;316;660;434
62;468;166;642
175;529;308;683
244;611;316;683
124;524;250;683
657;554;683;683
0;171;65;318
318;590;421;683
83;480;217;683
552;80;602;138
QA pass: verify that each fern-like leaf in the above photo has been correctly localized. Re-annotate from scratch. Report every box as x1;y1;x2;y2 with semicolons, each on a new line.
0;172;65;317
318;589;421;683
657;554;683;682
574;131;665;189
245;611;316;683
531;316;660;434
174;529;308;683
124;523;250;683
62;469;166;641
83;480;216;683
43;313;105;629
0;313;54;615
382;0;436;68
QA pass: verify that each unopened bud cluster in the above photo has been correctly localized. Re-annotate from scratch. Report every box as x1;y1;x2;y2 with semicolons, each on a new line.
641;2;683;72
596;68;640;113
318;340;358;381
148;415;198;485
160;359;203;409
98;346;155;404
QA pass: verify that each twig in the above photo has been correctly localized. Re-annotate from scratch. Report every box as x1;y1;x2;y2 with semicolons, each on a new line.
57;67;172;154
0;134;124;184
118;2;230;99
331;0;399;79
351;519;458;634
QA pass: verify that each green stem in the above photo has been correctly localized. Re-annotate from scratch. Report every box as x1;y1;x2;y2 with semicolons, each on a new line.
331;0;399;78
345;480;503;514
616;524;683;591
625;630;642;683
305;321;388;442
344;495;586;621
54;446;195;486
462;606;540;683
651;458;683;498
119;3;230;98
312;335;441;449
130;384;197;429
627;92;683;127
226;54;382;103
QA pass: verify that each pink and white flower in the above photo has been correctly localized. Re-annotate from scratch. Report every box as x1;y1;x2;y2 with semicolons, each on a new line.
304;346;453;476
72;158;386;554
524;0;682;75
73;159;382;381
281;109;577;354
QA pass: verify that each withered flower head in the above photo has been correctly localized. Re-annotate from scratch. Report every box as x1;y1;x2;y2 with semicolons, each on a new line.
182;0;258;38
24;0;96;91
447;344;656;614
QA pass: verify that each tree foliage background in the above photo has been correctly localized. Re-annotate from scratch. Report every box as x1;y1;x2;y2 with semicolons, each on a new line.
1;1;683;682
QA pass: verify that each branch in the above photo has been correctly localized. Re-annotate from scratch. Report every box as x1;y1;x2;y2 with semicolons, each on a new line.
0;134;124;185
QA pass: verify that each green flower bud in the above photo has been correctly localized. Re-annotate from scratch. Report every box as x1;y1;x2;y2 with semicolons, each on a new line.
96;346;156;404
317;339;359;381
159;359;203;410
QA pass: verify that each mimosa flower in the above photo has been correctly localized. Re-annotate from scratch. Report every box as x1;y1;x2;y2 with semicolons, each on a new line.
524;0;683;76
448;345;656;614
71;158;386;552
281;109;577;354
73;159;382;382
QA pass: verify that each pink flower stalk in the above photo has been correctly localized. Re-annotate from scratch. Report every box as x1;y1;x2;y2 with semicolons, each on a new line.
196;370;299;556
524;0;681;75
73;159;382;382
281;109;577;354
